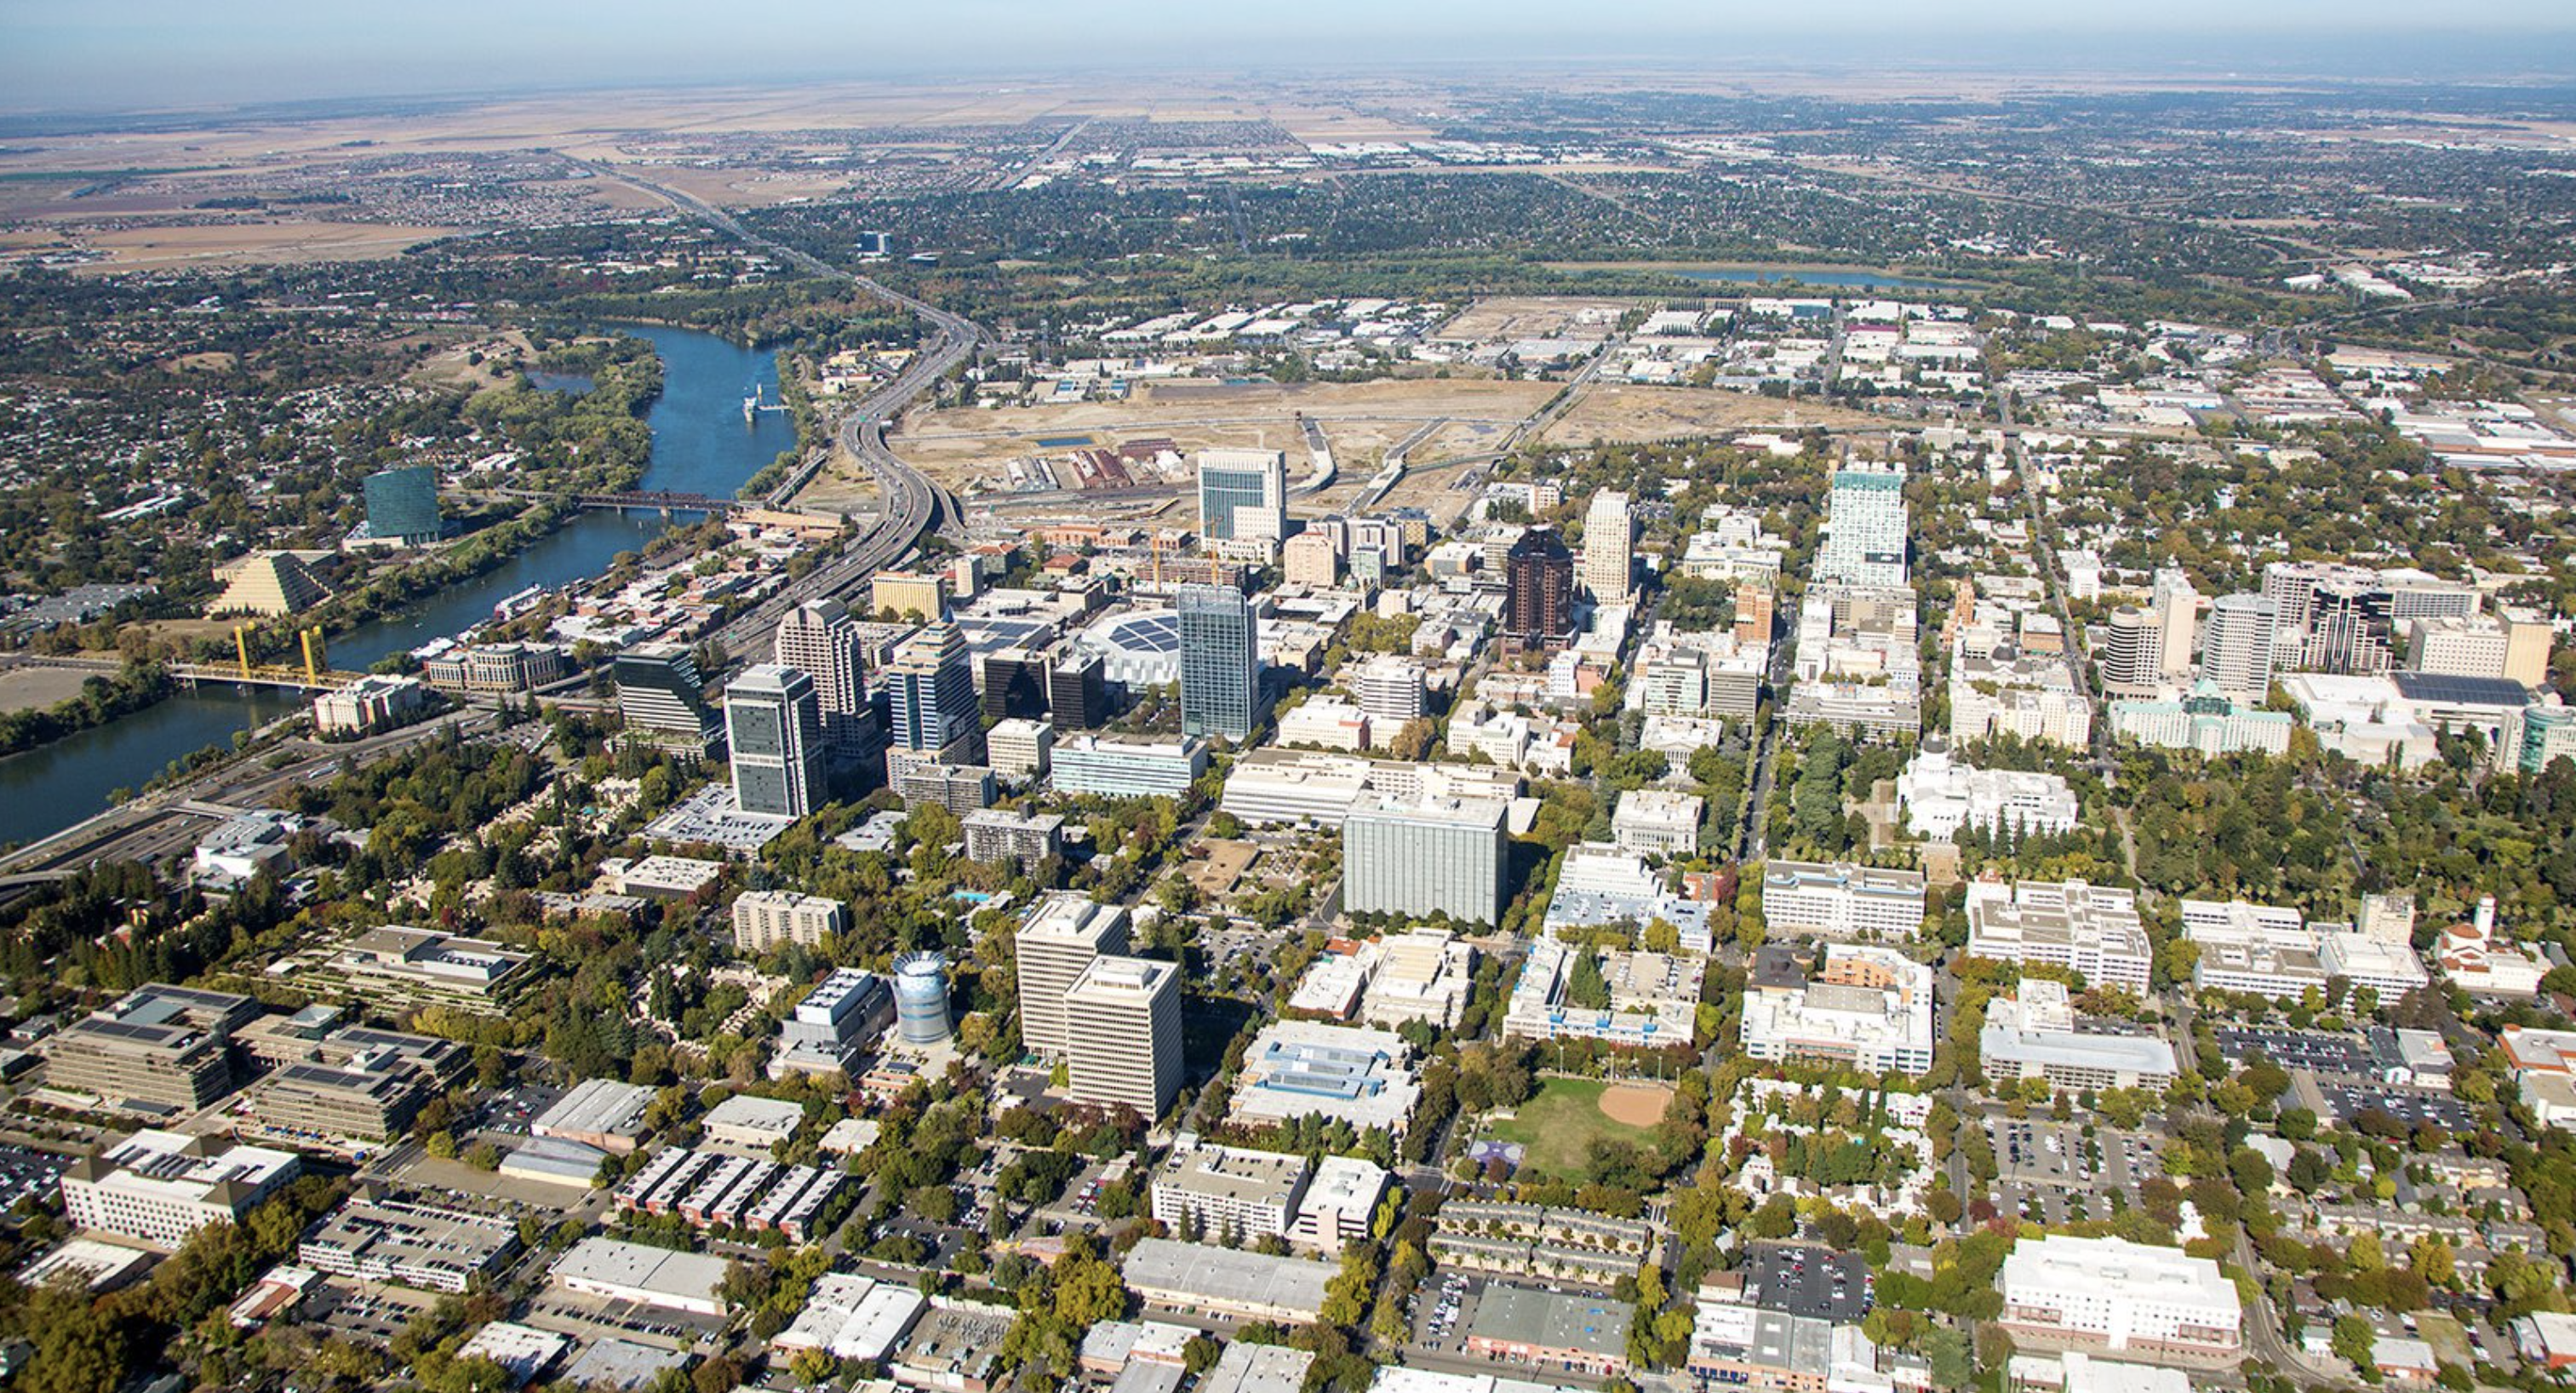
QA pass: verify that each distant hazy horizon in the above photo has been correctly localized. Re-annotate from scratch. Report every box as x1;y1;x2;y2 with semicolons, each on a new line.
7;2;2576;116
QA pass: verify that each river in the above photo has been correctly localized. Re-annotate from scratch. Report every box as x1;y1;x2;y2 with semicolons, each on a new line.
1669;267;1962;291
0;324;793;851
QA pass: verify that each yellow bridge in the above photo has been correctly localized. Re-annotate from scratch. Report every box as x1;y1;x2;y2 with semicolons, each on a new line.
172;626;369;691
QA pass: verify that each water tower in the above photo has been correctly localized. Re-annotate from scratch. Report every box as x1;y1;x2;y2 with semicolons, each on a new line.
892;953;953;1045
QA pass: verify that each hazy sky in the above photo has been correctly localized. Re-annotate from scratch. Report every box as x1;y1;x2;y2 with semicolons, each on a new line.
7;1;2576;112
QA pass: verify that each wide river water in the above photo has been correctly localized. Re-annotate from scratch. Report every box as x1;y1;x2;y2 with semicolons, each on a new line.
0;324;793;851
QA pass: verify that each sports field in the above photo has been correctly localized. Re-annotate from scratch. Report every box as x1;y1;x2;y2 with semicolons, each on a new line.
1481;1077;1671;1182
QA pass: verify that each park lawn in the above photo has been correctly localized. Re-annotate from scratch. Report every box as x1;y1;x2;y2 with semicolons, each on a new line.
1483;1077;1653;1183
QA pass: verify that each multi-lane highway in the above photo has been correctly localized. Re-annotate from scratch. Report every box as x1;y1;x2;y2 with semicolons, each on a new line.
587;163;981;657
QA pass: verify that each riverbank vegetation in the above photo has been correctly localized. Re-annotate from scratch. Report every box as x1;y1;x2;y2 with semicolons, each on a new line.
0;662;172;756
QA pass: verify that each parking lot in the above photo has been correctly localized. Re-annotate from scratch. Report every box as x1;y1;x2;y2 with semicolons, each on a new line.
1412;1269;1484;1352
1989;1121;2161;1225
1745;1242;1869;1321
2212;1027;2367;1073
0;1144;67;1210
470;1083;564;1139
305;1276;443;1347
2315;1084;2478;1132
520;1289;727;1352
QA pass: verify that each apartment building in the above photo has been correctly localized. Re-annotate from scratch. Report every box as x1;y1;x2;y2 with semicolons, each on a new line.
732;891;849;953
1997;1236;2241;1357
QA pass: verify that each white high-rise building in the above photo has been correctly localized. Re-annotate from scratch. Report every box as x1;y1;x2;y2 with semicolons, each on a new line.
2098;606;2161;696
2199;593;2279;701
773;599;867;754
1342;791;1510;925
1197;450;1289;542
1351;656;1428;725
1064;956;1182;1118
1016;895;1131;1059
2149;569;2201;679
725;665;827;818
1582;491;1634;604
1815;461;1909;588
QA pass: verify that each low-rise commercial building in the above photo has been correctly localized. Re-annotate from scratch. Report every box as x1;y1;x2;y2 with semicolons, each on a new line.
1120;1238;1336;1323
329;926;532;1013
1503;939;1702;1050
1980;982;2178;1093
1230;1020;1421;1138
1050;734;1208;800
1465;1283;1635;1378
312;674;430;737
773;1271;929;1364
530;1077;657;1155
1361;930;1477;1029
240;1037;454;1150
62;1130;301;1246
300;1197;521;1293
550;1237;731;1317
42;983;258;1114
1965;879;2153;995
1760;862;1927;942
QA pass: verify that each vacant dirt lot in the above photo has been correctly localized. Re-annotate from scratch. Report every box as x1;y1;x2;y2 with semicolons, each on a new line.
1434;296;1637;343
896;378;1556;488
69;221;456;272
0;668;95;715
1542;382;1884;446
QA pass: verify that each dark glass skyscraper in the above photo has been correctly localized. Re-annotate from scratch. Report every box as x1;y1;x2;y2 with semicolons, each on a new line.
1177;583;1263;742
726;664;827;817
362;466;442;545
1504;526;1575;652
1046;648;1107;730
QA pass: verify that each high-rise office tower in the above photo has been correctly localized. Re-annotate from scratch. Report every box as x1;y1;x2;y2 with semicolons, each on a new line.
2199;593;2280;700
725;664;827;817
1582;491;1634;604
2304;583;2394;674
773;599;867;754
2099;606;2161;696
1045;648;1108;730
1503;527;1575;651
1815;461;1909;588
884;622;978;755
1063;956;1182;1118
614;643;718;748
979;648;1050;722
1342;791;1511;925
1196;449;1289;542
1735;583;1777;645
361;466;441;546
1178;583;1264;742
1016;894;1131;1059
2500;607;2556;689
2149;569;2201;679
